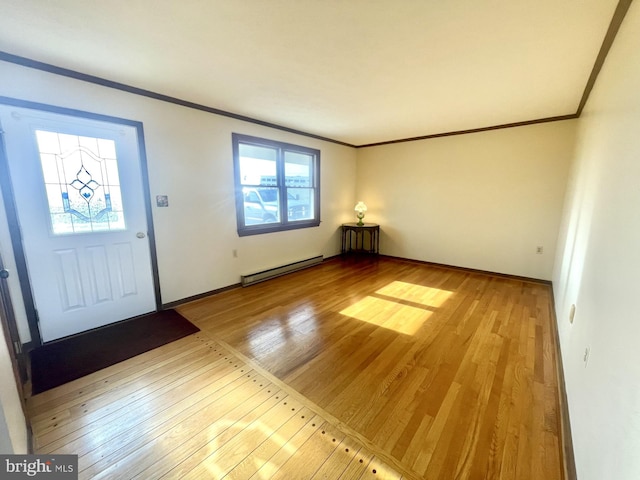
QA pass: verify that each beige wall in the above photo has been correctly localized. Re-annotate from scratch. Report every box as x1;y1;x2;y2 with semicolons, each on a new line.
552;2;640;479
356;121;576;280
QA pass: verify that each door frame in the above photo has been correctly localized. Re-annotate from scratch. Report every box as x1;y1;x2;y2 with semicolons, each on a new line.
0;248;32;453
0;249;27;385
0;95;162;347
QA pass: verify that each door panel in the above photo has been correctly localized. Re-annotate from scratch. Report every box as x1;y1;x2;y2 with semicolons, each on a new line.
54;248;85;311
114;242;139;296
86;245;112;304
0;105;156;342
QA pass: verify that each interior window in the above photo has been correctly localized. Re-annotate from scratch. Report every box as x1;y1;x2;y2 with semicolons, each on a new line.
232;133;320;236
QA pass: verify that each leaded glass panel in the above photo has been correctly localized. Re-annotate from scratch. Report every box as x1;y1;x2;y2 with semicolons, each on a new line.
35;130;126;235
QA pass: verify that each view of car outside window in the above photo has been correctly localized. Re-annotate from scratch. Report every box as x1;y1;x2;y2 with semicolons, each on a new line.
239;147;314;226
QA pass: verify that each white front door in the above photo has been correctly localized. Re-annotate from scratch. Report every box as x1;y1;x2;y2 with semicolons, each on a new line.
0;105;157;342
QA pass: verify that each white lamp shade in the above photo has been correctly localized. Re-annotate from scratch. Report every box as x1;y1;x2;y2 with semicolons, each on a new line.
354;201;367;213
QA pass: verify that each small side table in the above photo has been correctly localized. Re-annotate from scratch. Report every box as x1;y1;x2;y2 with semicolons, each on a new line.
341;223;380;254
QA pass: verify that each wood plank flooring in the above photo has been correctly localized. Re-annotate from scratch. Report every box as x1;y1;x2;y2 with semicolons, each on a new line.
178;257;564;479
28;256;565;479
29;331;411;479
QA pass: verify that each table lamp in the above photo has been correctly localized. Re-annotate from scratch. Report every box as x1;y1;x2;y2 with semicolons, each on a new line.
354;201;367;226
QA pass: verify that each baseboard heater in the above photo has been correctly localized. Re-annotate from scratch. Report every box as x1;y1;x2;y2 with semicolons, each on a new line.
241;255;323;287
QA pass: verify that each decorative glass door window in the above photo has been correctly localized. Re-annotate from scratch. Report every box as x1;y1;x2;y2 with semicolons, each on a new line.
35;130;126;234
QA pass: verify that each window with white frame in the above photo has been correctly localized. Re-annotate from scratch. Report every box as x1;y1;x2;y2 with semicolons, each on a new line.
232;133;320;236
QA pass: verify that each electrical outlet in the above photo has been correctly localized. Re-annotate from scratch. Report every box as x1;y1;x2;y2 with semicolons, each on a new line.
232;249;238;258
536;246;544;254
569;304;576;324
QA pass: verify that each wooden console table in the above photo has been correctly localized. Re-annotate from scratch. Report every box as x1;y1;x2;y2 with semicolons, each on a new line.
341;223;380;254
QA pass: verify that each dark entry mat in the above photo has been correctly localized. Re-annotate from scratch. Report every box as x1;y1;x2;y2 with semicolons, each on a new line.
30;309;199;394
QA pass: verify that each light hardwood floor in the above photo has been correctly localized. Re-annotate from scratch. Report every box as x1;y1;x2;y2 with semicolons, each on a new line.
29;331;410;479
29;256;565;479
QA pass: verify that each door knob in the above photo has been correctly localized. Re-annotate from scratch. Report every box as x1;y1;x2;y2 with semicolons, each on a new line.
0;269;9;279
136;232;146;239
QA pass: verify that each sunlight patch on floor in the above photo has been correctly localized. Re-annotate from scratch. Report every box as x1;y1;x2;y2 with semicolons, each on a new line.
375;281;453;308
340;296;432;336
340;282;453;336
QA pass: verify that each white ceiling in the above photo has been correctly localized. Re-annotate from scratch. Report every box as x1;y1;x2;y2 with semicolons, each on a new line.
0;0;620;146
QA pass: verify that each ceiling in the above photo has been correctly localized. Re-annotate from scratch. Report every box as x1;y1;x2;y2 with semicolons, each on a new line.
0;0;622;146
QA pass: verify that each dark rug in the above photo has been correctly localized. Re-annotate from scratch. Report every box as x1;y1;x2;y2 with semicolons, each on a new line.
30;309;199;395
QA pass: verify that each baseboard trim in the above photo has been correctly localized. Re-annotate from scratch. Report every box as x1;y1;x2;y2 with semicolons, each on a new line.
548;287;578;480
161;283;242;309
379;254;552;285
26;422;34;454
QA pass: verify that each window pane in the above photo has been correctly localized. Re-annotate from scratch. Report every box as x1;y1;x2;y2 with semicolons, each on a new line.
243;187;279;226
287;188;314;221
35;130;126;235
238;144;277;186
40;153;59;183
233;133;320;236
284;151;313;188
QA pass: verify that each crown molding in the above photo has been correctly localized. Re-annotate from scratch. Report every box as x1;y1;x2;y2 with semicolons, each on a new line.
0;51;356;148
576;0;634;116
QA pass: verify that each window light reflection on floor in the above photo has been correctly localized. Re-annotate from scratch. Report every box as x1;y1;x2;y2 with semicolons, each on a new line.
375;281;453;308
339;282;453;336
201;418;286;478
